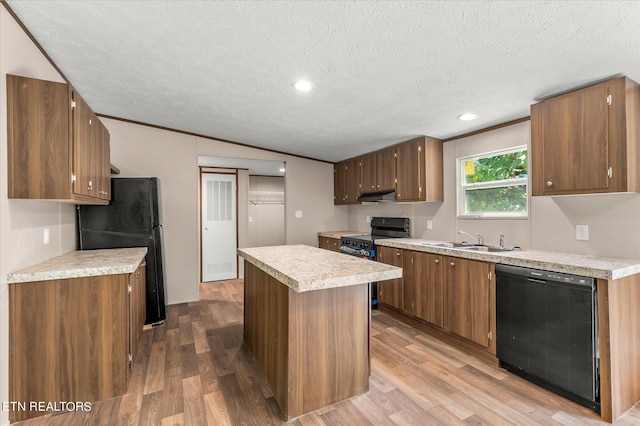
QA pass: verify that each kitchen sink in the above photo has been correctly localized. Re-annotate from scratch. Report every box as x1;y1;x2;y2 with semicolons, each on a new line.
420;241;520;252
459;245;519;253
420;241;476;248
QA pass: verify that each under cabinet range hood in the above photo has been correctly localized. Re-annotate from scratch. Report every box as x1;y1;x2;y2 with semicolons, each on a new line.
357;189;396;202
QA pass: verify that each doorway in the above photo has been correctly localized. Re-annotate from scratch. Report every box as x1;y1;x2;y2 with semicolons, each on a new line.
201;172;237;282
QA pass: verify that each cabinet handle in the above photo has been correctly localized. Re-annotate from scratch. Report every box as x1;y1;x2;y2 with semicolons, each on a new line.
546;181;553;187
88;180;93;191
450;261;455;267
396;252;401;256
434;259;439;264
377;185;380;188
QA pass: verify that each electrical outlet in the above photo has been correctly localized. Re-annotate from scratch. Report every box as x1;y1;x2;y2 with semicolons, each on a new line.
426;220;433;230
366;216;371;223
248;217;253;223
576;225;589;241
43;228;50;244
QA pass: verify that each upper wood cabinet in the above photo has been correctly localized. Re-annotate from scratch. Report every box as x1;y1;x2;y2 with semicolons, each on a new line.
361;148;397;193
333;136;443;205
531;76;640;196
7;74;111;205
333;158;361;205
396;137;443;202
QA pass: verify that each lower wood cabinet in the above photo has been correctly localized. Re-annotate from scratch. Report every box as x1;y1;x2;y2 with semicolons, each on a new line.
378;247;496;361
318;236;341;252
415;252;445;327
444;256;494;350
377;246;404;310
9;264;146;422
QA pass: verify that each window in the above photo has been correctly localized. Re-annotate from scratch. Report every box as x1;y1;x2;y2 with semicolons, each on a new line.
458;147;528;218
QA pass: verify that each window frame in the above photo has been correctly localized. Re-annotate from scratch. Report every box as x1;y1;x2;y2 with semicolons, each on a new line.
457;146;529;219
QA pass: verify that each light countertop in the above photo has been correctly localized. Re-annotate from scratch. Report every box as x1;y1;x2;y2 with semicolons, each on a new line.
7;248;148;284
376;239;640;280
317;230;364;239
238;244;402;292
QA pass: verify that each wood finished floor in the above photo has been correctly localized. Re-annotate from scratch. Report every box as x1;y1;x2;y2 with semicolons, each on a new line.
15;278;640;426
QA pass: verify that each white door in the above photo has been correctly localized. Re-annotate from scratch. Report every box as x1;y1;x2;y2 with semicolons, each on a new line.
202;173;237;282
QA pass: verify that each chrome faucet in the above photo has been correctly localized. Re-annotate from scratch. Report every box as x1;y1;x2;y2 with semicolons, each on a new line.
458;230;483;245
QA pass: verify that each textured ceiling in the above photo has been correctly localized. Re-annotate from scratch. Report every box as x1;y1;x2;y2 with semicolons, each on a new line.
5;1;640;163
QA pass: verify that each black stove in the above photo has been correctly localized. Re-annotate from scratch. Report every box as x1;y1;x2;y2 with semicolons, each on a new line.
340;217;411;259
340;217;410;308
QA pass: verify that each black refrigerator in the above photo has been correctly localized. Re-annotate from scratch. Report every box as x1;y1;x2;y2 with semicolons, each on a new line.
78;177;167;325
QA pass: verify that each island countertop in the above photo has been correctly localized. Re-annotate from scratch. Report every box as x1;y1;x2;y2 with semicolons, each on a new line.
7;248;148;284
238;244;402;292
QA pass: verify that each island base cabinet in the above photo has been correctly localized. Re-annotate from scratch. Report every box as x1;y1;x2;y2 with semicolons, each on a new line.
9;271;145;422
243;262;369;420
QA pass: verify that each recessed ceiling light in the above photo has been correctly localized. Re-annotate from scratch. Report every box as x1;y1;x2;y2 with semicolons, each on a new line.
293;80;313;92
458;113;478;121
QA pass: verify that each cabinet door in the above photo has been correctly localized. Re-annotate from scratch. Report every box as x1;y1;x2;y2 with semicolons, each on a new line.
99;121;111;200
330;237;341;252
402;250;417;316
415;252;444;327
532;82;609;194
334;161;347;204
377;246;403;310
445;257;491;348
129;263;146;369
345;158;361;203
73;90;94;198
396;138;423;201
318;236;331;250
7;75;72;200
361;153;377;192
376;147;396;191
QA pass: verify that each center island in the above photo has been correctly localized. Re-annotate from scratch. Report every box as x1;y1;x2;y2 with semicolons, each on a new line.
238;244;403;420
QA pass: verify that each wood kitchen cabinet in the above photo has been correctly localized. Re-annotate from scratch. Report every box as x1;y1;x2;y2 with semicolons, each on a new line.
9;263;146;422
7;74;111;205
402;250;418;316
377;246;403;310
361;148;397;193
333;158;361;204
378;247;495;363
333;136;443;204
129;262;147;368
531;76;640;196
396;136;444;202
415;252;444;327
444;256;494;350
318;236;340;252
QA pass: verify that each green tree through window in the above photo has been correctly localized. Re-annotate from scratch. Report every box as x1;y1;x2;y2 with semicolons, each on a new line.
459;148;528;217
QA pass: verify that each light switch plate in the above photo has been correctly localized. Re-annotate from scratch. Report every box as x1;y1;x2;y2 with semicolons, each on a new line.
43;228;50;244
366;216;371;223
576;225;589;241
295;210;303;218
426;220;433;230
248;217;253;223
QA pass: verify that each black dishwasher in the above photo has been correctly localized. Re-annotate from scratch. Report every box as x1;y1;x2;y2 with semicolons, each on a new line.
496;264;599;413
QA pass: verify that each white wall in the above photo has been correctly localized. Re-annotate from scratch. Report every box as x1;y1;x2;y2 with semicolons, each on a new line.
349;121;640;259
0;8;78;426
106;119;348;304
